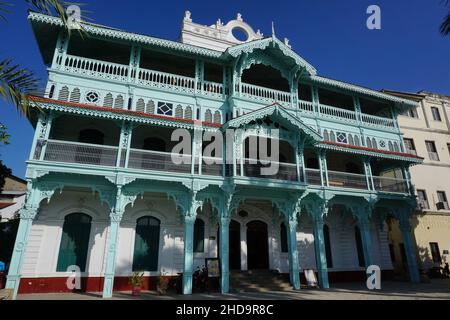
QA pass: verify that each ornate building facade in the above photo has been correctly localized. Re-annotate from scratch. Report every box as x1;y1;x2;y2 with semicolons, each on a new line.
7;11;423;298
383;90;450;275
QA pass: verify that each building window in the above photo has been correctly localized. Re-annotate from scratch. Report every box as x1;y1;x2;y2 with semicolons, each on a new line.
417;190;429;210
324;224;333;268
85;91;99;103
132;216;160;271
402;108;419;118
447;143;450;155
280;222;288;253
56;213;92;272
437;191;449;210
403;138;416;155
430;242;442;263
354;226;365;267
336;132;347;144
194;218;205;253
157;102;173;116
425;141;439;161
431;107;442;121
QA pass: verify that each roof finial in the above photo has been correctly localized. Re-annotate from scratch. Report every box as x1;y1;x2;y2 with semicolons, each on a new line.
271;21;276;38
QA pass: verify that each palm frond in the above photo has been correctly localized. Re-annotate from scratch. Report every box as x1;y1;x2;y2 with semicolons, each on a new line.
0;59;41;116
440;11;450;36
0;1;12;21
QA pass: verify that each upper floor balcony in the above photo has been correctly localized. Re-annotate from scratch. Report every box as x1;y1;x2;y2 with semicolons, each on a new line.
50;51;399;132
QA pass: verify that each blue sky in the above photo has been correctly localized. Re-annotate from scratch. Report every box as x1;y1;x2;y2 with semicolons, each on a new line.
0;0;449;178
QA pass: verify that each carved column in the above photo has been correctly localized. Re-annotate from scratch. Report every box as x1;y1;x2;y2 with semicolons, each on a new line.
182;194;202;294
37;112;54;161
286;213;300;290
355;207;374;268
102;186;125;298
398;209;420;283
219;215;231;293
312;209;330;289
117;122;132;168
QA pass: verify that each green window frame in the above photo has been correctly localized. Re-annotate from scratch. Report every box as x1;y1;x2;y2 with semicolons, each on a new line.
56;213;92;272
132;216;160;271
194;218;205;253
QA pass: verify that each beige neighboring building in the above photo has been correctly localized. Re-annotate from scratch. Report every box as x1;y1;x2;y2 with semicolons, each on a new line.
383;90;450;275
0;175;27;222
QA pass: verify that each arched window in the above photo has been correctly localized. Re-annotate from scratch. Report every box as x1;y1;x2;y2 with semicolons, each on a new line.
114;95;124;109
175;105;183;118
48;84;55;99
393;142;400;152
366;137;372;149
132;216;160;271
56;213;92;272
194;218;205;253
354;226;365;267
213;111;221;124
372;138;377;149
330;131;336;142
69;88;81;103
58;86;69;101
184;106;192;119
103;93;113;107
323;130;329;141
146;100;155;114
136;98;145;113
388;141;393;151
323;224;333;268
354;135;360;146
280;222;288;253
205;109;212;122
348;134;354;146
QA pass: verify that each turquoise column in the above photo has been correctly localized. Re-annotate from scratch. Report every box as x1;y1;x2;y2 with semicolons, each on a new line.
358;213;374;268
312;211;330;289
398;211;420;283
182;215;196;294
219;216;230;293
286;214;300;290
102;187;124;298
5;207;36;299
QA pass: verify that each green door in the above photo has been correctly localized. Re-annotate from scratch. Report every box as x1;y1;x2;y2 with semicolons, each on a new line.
56;213;92;272
132;216;160;271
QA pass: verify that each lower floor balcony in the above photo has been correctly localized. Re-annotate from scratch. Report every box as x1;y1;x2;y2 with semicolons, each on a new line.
34;138;410;194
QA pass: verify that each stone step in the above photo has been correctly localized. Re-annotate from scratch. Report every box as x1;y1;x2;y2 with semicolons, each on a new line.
229;270;292;292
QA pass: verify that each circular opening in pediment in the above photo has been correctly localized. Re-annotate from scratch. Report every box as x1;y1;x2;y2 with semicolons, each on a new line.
232;27;249;42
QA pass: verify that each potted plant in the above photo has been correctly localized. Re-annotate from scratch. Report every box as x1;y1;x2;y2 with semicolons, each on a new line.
128;271;144;296
156;270;169;295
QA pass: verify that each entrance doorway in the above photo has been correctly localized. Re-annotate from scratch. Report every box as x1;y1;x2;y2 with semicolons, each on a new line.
246;220;269;269
217;220;241;270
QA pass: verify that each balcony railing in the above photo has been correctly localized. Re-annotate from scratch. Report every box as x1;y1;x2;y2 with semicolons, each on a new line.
128;148;191;174
305;168;321;185
201;156;223;176
54;54;398;130
327;170;368;189
319;104;357;122
373;176;408;193
39;139;118;166
137;69;196;94
242;159;298;181
240;83;291;106
34;139;410;194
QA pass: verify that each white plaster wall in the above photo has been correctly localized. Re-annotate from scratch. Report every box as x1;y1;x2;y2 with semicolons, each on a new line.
21;191;394;279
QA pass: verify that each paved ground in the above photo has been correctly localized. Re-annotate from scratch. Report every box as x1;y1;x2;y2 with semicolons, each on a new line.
16;279;450;300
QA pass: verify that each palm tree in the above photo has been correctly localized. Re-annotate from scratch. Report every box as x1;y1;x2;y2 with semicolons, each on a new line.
0;1;75;116
441;1;450;36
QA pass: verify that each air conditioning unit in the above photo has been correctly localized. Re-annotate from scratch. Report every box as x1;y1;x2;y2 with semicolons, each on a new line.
436;202;446;210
